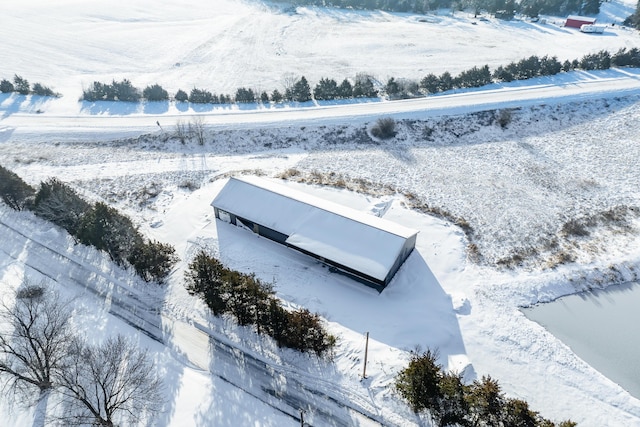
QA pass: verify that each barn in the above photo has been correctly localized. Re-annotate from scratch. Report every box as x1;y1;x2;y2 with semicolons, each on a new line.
564;15;596;28
212;176;419;292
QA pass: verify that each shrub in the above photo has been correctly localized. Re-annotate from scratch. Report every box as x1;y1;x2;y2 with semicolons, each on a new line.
370;117;397;139
234;87;255;103
353;74;378;98
0;79;14;93
188;88;213;104
270;89;283;103
395;349;443;414
174;89;188;102
13;75;30;95
31;83;59;97
0;164;35;210
111;79;141;102
143;84;169;101
337;78;353;98
127;240;178;283
497;109;512;128
33;178;91;236
455;65;492;88
420;73;440;93
395;348;576;426
313;77;339;100
185;251;229;315
185;250;336;355
77;202;141;265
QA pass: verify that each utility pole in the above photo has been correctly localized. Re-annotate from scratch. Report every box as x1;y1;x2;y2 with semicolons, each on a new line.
362;331;369;379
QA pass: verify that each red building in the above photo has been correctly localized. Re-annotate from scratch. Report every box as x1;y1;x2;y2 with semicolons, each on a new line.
565;15;597;28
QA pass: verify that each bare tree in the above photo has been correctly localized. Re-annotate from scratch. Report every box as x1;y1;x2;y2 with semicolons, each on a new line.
189;116;206;145
56;335;163;427
0;282;74;424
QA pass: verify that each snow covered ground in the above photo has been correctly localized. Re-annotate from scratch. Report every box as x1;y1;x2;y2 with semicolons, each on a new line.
2;0;640;426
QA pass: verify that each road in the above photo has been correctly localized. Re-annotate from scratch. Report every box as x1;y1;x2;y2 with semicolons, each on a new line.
2;69;640;138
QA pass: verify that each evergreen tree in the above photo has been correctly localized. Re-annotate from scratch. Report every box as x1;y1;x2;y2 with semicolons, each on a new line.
394;349;443;415
235;87;256;103
127;240;177;283
385;77;401;97
33;178;91;236
337;78;353;98
77;202;141;265
271;89;283;103
143;84;169;101
13;74;30;95
189;88;213;104
313;77;339;100
260;91;270;103
292;76;312;102
174;89;188;102
0;79;14;93
420;73;440;93
0;165;35;211
353;75;378;98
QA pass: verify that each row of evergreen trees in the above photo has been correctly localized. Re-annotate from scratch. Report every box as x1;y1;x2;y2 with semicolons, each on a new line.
283;0;601;18
0;166;177;283
79;47;640;107
0;74;60;97
395;349;577;427
185;250;336;355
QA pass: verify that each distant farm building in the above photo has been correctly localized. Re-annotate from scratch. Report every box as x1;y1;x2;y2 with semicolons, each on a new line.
212;176;418;292
564;15;596;28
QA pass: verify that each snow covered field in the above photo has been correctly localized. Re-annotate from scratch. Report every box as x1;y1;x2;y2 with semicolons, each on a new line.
2;0;640;426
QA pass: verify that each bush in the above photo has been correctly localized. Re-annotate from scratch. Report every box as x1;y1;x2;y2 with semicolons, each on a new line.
455;65;492;88
77;202;141;265
395;349;577;426
370;117;397;139
31;82;59;97
337;78;353;98
234;87;255;103
0;79;14;93
111;79;141;102
0;164;35;210
185;250;336;355
270;89;283;103
395;349;443;415
353;75;378;98
313;77;339;100
188;88;213;104
13;75;30;95
128;240;177;283
143;84;169;101
82;79;141;102
33;178;91;236
174;89;188;102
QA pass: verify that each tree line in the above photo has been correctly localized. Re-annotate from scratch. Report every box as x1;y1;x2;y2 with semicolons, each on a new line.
395;349;577;427
282;0;602;19
77;47;640;108
0;165;177;283
0;74;60;97
185;250;336;356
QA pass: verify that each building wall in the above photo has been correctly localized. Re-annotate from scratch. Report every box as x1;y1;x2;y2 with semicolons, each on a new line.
214;204;413;293
565;18;595;28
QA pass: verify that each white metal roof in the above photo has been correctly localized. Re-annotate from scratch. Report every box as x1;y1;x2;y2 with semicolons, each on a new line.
212;176;418;281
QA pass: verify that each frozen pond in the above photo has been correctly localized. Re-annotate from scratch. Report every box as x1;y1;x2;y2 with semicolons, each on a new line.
522;282;640;399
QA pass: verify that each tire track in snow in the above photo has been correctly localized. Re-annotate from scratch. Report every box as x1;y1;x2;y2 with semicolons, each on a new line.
0;213;402;426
